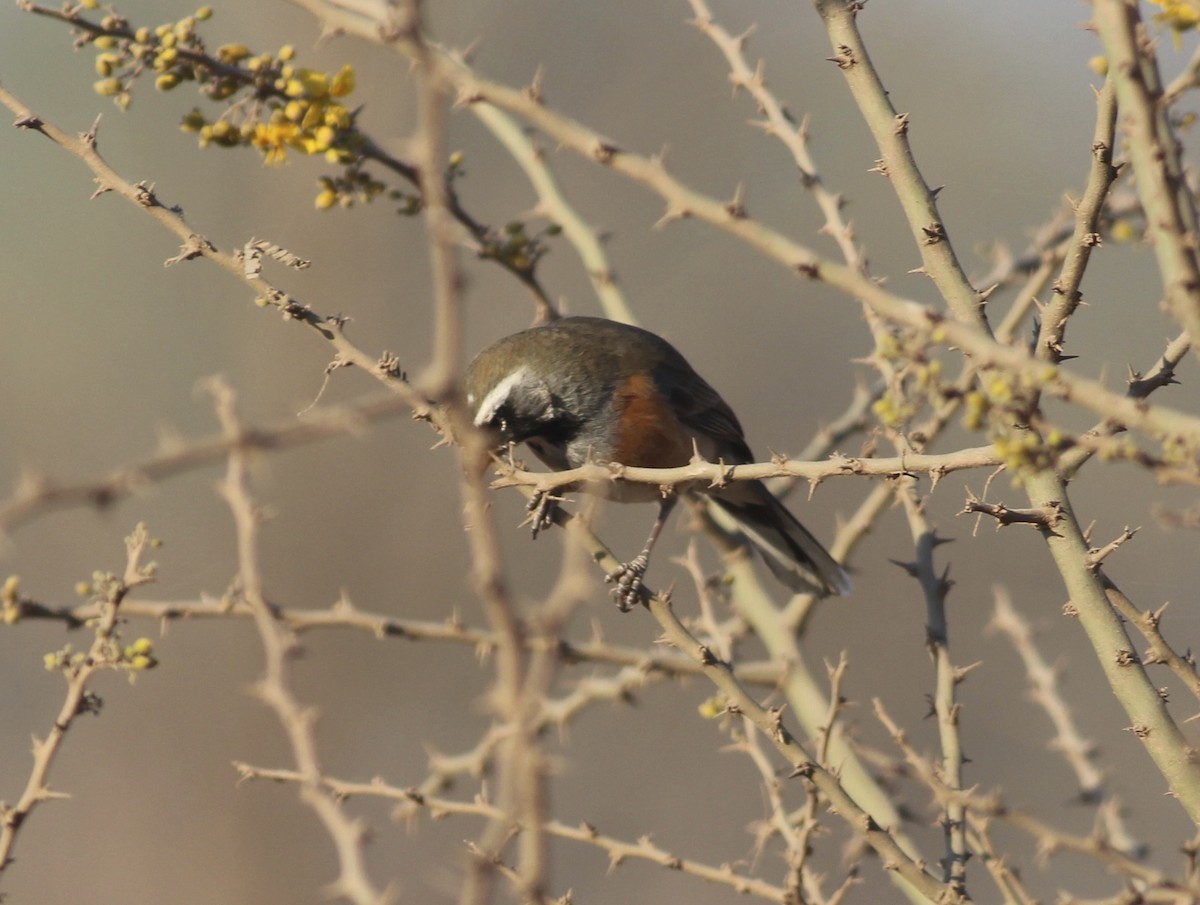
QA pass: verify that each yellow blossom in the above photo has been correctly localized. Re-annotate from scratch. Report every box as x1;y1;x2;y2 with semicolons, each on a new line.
286;68;329;98
330;64;356;97
1149;0;1200;45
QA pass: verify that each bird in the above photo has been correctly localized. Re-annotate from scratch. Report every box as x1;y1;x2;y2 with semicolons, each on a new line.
463;316;851;609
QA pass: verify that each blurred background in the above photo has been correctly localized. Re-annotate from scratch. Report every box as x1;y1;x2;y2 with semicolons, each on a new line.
1;0;1198;902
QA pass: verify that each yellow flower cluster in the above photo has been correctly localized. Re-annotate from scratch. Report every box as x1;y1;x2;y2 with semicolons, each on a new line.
1148;0;1200;46
41;637;157;675
80;5;361;172
122;636;159;671
991;430;1061;479
249;64;358;165
178;51;360;166
89;7;213;111
1149;0;1200;31
315;169;394;210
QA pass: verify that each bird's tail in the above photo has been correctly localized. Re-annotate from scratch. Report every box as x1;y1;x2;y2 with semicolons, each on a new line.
709;484;851;597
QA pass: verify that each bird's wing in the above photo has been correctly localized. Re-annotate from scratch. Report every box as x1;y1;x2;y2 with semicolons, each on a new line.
657;362;755;462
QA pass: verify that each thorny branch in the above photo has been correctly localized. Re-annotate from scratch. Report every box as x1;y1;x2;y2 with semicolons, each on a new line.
0;524;157;872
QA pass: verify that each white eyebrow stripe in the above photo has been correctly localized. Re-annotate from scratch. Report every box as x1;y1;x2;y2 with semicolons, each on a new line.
473;366;530;426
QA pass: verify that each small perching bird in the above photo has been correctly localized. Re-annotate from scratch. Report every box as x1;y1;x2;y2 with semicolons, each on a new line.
463;316;851;609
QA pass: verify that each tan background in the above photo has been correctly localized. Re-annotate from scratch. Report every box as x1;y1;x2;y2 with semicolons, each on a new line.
1;1;1198;902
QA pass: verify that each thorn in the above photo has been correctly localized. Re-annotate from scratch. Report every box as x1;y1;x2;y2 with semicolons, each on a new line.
653;206;691;229
525;66;546;104
726;183;748;220
82;113;103;147
827;44;856;69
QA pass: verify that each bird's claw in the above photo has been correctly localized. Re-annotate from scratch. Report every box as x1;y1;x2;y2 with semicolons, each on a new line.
606;553;648;612
524;490;560;539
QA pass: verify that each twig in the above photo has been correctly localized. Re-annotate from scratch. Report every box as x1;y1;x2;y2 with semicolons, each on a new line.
0;393;412;536
0;525;157;872
1092;0;1200;355
1035;78;1119;364
1102;579;1200;704
233;762;791;902
489;446;1001;497
13;593;789;686
213;379;391;905
989;587;1145;857
960;491;1064;530
641;591;955;902
888;432;968;896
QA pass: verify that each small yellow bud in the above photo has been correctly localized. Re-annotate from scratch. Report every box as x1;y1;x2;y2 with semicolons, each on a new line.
218;43;252;63
985;377;1012;402
43;652;59;670
135;27;152;44
1089;55;1109;76
312;125;336;151
130;654;156;670
131;637;154;655
278;44;295;62
94;77;123;97
75;581;92;596
93;36;117;50
180;110;206;132
195;6;214;20
1110;220;1136;243
81;0;99;8
329;64;356;98
209;80;238;100
315;188;338;210
318;106;346;131
449;150;464;168
156;73;180;91
95;53;121;77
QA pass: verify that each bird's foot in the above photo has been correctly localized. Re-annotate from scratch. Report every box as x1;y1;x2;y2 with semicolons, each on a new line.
606;553;648;612
523;490;560;539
